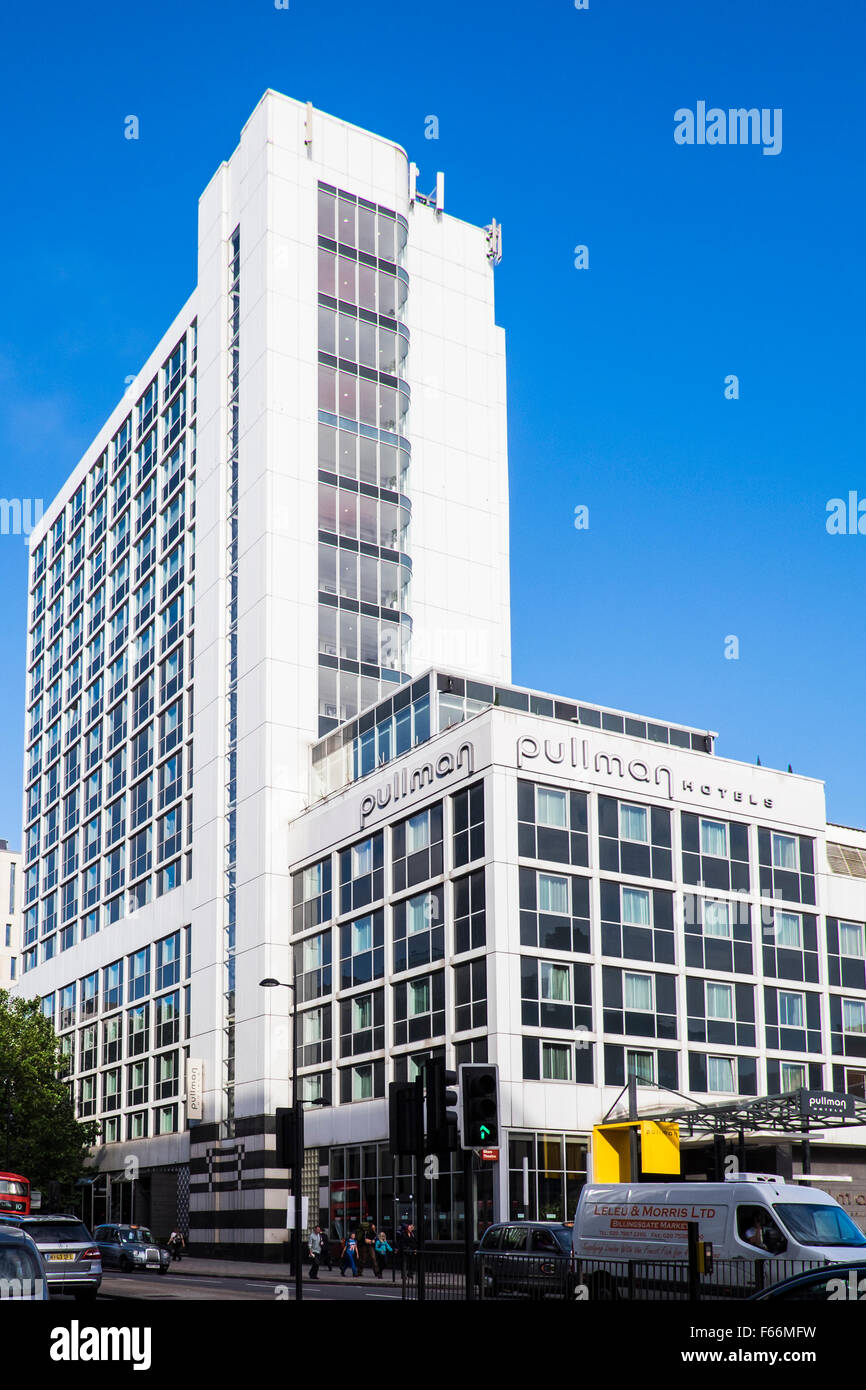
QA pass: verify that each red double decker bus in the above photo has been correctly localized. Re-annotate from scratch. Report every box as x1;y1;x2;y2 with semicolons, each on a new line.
0;1173;31;1216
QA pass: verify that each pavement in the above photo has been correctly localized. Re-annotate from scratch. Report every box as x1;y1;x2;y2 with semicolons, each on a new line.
164;1255;400;1287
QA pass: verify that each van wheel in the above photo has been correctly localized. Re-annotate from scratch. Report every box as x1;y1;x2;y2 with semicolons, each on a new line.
119;1255;133;1273
158;1264;169;1276
588;1272;617;1301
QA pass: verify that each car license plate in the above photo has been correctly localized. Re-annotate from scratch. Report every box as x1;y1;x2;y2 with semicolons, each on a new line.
146;1261;159;1269
50;1253;76;1261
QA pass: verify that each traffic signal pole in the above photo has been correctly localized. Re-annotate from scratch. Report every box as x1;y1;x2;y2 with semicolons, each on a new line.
463;1146;475;1301
414;1072;426;1303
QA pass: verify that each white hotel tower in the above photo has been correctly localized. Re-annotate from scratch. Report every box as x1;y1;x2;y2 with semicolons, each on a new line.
17;92;510;1250
18;92;866;1259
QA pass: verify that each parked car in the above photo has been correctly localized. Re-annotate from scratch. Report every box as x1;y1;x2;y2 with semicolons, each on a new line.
0;1225;49;1299
749;1263;866;1301
0;1214;101;1300
475;1221;575;1297
93;1223;170;1275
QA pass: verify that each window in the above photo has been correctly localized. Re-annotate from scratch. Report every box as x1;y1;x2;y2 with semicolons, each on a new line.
128;947;150;1001
843;999;866;1035
701;820;728;858
407;891;436;935
779;991;805;1028
408;979;430;1017
773;834;798;871
626;1050;655;1084
351;1065;373;1101
538;873;569;915
624;972;653;1012
542;1043;572;1081
155;931;180;990
707;1056;735;1093
155;991;180;1048
839;922;866;959
621;887;650;927
619;804;648;843
776;911;802;949
541;963;571;1003
706;982;734;1021
780;1062;807;1093
537;788;568;829
703;899;732;938
406;811;430;855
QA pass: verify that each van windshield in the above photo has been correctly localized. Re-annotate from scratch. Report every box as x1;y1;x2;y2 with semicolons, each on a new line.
773;1203;866;1248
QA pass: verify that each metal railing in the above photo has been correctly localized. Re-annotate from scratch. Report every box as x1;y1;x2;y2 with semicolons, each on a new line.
401;1250;831;1302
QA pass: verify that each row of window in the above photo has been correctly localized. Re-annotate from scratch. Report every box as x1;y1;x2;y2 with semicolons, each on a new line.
519;782;817;904
32;328;196;578
40;931;189;1028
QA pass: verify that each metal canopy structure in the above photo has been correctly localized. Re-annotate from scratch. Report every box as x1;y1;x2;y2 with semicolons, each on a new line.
640;1089;866;1138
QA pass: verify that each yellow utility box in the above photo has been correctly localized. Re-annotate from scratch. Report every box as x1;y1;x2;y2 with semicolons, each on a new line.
592;1120;680;1181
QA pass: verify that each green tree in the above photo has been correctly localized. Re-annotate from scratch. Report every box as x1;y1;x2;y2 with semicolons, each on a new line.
0;990;100;1189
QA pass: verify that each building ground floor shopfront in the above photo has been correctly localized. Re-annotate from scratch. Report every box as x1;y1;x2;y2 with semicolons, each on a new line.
312;1130;590;1244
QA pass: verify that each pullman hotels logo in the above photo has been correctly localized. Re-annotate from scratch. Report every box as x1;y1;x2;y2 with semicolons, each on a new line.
359;742;474;827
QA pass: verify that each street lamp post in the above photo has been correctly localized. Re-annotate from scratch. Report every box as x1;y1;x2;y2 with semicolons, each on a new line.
261;972;304;1304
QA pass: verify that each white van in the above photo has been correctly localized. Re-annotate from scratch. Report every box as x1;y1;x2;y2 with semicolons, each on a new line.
573;1173;866;1268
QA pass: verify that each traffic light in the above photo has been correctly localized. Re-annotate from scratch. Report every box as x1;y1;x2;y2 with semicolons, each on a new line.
459;1064;499;1148
425;1059;459;1154
275;1105;303;1168
388;1081;422;1155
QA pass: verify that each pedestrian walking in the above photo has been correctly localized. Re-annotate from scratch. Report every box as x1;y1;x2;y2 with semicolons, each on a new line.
308;1225;323;1279
319;1226;332;1270
340;1230;360;1276
362;1221;380;1278
374;1228;393;1276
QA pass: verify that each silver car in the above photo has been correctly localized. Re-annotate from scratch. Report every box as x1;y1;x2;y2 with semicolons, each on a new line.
0;1214;102;1300
0;1227;49;1300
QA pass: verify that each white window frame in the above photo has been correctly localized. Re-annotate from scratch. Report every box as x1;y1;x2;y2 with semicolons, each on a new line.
621;886;651;927
842;998;866;1036
540;962;571;1003
700;818;728;859
839;921;866;959
775;911;802;949
706;1055;736;1094
541;1041;573;1081
705;981;734;1021
703;898;732;939
780;1062;807;1093
778;991;805;1029
624;971;654;1013
772;833;799;872
536;787;568;830
538;872;569;916
619;803;649;844
626;1049;655;1084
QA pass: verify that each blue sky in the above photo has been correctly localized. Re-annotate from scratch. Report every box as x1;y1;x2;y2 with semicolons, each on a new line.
1;0;865;839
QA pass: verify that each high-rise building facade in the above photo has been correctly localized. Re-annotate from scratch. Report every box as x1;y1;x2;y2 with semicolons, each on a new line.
16;91;510;1247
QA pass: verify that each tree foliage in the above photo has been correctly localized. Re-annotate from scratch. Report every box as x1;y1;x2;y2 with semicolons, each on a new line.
0;990;100;1189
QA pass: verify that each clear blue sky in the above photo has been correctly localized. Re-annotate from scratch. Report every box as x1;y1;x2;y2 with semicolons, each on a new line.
1;0;864;842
